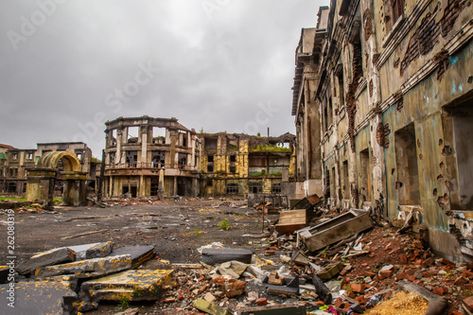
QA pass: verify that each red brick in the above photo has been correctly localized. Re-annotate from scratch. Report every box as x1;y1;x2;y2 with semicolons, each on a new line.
432;287;447;296
255;297;268;306
350;283;365;293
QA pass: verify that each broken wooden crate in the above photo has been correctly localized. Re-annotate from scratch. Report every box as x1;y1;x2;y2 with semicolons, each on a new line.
275;209;307;234
297;209;372;252
80;269;173;302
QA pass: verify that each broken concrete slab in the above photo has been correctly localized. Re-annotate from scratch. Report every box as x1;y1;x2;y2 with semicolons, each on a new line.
237;303;306;315
275;209;307;235
201;247;253;265
291;250;310;266
300;209;372;252
109;245;155;268
214;260;249;279
17;247;76;275
68;241;113;260
0;281;78;315
316;261;345;281
35;254;133;278
193;297;230;315
80;269;173;302
36;274;79;291
17;242;114;275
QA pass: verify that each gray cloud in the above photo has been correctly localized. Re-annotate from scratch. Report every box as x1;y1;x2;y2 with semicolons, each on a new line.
0;0;328;155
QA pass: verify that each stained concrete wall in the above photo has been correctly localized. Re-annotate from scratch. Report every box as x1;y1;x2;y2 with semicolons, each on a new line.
295;0;473;261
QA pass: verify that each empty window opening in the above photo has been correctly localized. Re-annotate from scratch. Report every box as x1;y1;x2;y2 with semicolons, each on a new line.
342;160;349;199
152;127;167;144
127;126;139;144
230;154;237;163
325;168;331;198
7;182;17;193
75;150;84;162
109;152;116;165
272;183;282;194
207;155;214;173
150;177;159;196
249;181;263;194
9;168;18;178
227;139;239;152
205;138;218;151
110;129;117;146
126;151;138;167
451;104;473;209
152;151;165;168
178;131;188;147
226;183;239;195
327;94;333;126
395;123;420;205
337;67;345;107
352;26;364;78
360;149;372;203
26;152;34;160
330;166;336;200
178;153;187;169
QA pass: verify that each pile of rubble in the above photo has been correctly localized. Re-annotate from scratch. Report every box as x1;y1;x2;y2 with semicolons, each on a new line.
2;198;472;314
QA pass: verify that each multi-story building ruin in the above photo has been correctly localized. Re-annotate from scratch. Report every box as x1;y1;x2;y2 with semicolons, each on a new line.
292;0;473;262
199;132;296;197
0;142;94;195
103;116;201;198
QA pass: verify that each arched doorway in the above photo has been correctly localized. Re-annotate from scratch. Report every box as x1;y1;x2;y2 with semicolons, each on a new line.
26;152;88;206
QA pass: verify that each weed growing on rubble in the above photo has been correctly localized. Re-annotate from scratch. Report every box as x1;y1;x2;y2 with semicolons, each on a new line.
118;298;130;310
217;219;231;231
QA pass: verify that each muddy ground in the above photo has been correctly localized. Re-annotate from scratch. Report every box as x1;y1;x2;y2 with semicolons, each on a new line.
0;199;268;266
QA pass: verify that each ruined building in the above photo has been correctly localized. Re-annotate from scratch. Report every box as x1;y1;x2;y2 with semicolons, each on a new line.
103;116;201;198
0;142;95;196
292;1;473;262
199;132;296;197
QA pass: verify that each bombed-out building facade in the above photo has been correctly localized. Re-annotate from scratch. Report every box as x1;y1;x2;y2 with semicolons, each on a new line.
293;1;473;262
0;142;95;196
199;132;296;197
103;116;201;198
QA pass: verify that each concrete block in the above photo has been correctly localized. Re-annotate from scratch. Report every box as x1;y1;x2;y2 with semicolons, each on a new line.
81;269;173;302
17;247;76;275
35;255;133;278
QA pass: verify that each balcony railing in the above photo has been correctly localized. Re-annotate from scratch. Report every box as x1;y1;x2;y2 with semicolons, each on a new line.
106;162;196;171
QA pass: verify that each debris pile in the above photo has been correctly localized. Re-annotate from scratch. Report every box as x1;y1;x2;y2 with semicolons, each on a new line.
1;197;471;314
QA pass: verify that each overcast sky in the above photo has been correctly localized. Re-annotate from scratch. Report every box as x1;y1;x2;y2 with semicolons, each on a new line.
0;0;328;156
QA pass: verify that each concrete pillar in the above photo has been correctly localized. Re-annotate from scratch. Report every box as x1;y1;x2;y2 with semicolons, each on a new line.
158;168;165;198
141;126;148;167
173;176;177;196
26;168;56;204
116;129;123;165
139;175;146;197
63;180;80;206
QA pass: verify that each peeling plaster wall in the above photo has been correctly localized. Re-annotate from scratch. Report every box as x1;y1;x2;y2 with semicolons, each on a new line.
298;0;473;261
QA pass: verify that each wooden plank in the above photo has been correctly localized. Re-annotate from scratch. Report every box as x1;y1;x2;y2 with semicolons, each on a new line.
303;210;372;252
275;210;307;234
